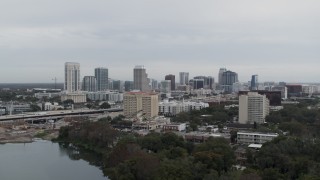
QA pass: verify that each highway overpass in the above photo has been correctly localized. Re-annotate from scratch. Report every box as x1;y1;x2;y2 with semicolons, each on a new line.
0;108;123;122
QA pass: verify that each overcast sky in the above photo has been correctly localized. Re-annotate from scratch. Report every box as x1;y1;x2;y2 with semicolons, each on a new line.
0;0;319;83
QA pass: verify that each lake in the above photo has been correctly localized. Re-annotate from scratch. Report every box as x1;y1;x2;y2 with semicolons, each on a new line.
0;140;108;180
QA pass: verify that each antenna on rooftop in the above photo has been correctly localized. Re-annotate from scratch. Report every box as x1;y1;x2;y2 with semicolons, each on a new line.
52;77;57;89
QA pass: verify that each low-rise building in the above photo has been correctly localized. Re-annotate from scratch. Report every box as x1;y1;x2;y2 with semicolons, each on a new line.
86;91;123;102
237;131;278;144
184;132;230;143
61;93;86;103
159;100;209;116
163;123;186;132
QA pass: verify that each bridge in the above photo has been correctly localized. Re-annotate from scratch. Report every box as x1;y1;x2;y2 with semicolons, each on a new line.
0;108;123;123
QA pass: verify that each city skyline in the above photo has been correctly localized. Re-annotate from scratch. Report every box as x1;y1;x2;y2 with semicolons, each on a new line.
0;0;319;83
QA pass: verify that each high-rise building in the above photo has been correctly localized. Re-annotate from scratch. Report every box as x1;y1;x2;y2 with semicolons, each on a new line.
82;76;96;92
150;79;158;90
133;65;150;92
239;92;270;124
194;76;214;89
250;75;258;90
165;74;175;90
207;76;214;90
113;80;124;92
95;67;108;91
218;68;227;85
179;72;189;85
64;62;81;93
160;80;171;93
190;79;204;89
221;70;238;93
124;81;134;92
123;92;159;119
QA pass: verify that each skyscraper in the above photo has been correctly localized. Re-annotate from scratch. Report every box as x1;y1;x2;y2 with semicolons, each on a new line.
179;72;189;85
82;76;96;92
218;68;227;85
160;80;171;93
191;79;204;89
95;67;108;91
113;80;124;92
133;65;150;92
150;79;158;90
250;75;258;90
165;74;175;90
221;70;238;93
124;81;134;92
64;62;81;93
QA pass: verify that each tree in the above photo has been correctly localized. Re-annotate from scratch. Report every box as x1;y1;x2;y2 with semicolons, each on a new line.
100;102;111;109
30;104;41;111
63;99;74;105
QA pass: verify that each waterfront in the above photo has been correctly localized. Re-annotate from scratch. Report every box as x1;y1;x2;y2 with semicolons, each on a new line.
0;140;107;180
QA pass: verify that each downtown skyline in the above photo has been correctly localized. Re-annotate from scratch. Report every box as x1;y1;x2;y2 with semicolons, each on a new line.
0;0;319;83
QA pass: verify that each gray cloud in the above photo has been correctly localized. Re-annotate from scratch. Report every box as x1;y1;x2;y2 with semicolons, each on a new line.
0;0;319;83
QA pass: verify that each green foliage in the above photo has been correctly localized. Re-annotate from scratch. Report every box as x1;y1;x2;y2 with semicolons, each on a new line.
254;136;320;179
105;133;235;179
172;106;234;127
30;104;41;111
63;99;74;105
57;121;120;151
194;137;235;175
99;102;111;109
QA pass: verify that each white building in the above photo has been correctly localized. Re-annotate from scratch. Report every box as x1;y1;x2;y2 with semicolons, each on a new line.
61;93;86;103
44;102;62;111
86;91;123;102
237;132;278;144
179;72;189;85
159;100;209;116
34;93;60;99
64;62;81;93
163;123;186;132
191;88;212;97
239;92;269;124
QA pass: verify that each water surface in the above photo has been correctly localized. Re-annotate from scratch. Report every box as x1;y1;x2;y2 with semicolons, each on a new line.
0;140;107;180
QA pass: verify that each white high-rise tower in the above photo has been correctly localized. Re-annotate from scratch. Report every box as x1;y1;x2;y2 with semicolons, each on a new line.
64;62;81;93
179;72;189;85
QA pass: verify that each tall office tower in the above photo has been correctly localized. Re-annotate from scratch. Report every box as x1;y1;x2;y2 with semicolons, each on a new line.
250;75;258;90
133;65;150;92
207;76;214;89
123;92;159;119
218;68;227;85
165;74;175;90
95;67;108;91
64;62;81;93
150;79;158;90
179;72;189;85
124;81;134;92
192;79;204;89
113;80;124;92
221;70;238;93
239;92;270;124
160;80;171;93
194;76;213;89
82;76;96;92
